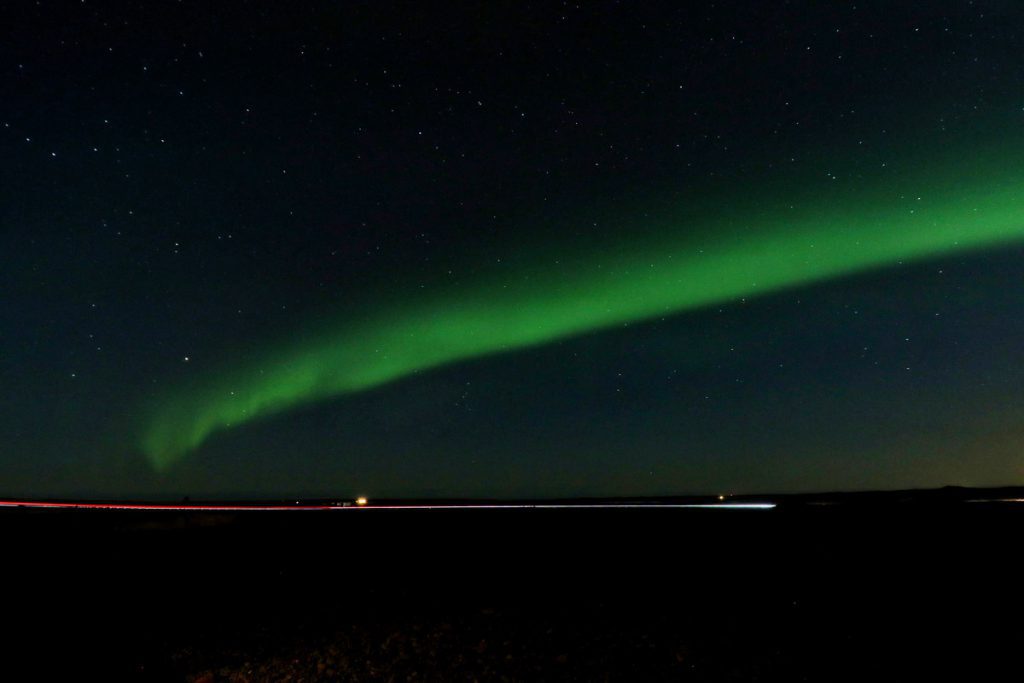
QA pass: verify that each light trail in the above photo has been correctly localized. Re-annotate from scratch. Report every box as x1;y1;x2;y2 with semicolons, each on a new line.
0;499;775;511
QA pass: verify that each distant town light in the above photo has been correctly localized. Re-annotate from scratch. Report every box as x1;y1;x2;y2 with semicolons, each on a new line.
718;495;726;501
356;497;368;506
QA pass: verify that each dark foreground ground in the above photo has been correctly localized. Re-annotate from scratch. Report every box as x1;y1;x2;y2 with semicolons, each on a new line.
3;489;1024;680
176;603;779;682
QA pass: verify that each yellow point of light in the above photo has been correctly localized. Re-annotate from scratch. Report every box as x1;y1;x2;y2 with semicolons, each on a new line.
355;497;368;506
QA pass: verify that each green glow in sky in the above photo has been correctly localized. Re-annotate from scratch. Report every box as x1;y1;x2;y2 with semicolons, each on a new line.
140;160;1024;469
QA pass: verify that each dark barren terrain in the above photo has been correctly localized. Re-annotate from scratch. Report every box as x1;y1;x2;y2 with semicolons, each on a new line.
4;489;1022;680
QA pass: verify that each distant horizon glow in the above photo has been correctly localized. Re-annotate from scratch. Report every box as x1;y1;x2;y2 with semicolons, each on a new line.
0;499;776;511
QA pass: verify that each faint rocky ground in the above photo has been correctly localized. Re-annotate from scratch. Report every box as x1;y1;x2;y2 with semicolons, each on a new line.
170;605;783;682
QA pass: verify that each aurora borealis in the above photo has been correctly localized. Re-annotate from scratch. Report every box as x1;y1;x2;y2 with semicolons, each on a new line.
140;149;1024;468
4;1;1024;499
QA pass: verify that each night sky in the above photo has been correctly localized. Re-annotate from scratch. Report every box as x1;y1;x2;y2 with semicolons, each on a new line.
3;1;1024;499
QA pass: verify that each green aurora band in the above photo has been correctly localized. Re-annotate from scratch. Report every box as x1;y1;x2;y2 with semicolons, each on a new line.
140;154;1024;469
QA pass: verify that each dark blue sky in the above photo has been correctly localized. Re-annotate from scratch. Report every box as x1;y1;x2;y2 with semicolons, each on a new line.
2;1;1024;499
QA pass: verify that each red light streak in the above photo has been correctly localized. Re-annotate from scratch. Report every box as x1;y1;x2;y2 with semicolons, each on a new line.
0;500;774;511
